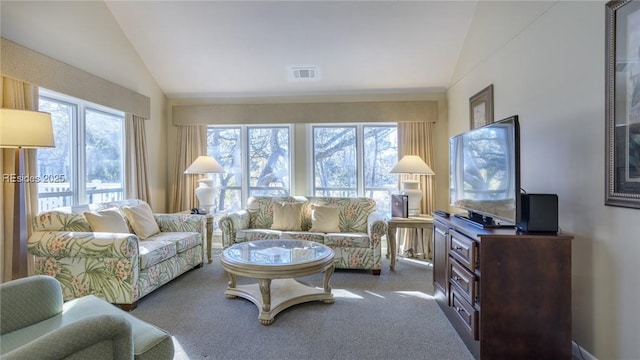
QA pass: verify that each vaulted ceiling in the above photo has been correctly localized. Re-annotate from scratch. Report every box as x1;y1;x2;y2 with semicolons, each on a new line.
2;1;478;98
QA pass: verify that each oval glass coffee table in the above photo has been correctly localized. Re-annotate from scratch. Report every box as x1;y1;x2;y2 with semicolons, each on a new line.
220;239;335;325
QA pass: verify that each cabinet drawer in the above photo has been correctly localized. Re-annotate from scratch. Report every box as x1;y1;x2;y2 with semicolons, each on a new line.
449;258;477;305
451;289;479;340
449;230;477;271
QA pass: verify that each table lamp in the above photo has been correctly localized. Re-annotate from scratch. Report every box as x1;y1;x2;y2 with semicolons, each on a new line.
390;155;435;216
0;108;55;279
184;155;225;213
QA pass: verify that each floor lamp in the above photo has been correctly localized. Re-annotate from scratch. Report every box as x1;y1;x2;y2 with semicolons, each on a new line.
184;155;226;213
0;109;55;280
390;155;435;216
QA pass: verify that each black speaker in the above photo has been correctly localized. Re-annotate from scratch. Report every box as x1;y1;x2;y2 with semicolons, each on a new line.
517;194;558;233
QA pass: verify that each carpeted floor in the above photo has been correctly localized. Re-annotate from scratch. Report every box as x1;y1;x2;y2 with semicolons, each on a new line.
130;253;474;360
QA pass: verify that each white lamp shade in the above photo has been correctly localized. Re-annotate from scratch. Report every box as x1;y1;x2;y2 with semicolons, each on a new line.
0;109;55;148
389;155;434;175
184;156;226;174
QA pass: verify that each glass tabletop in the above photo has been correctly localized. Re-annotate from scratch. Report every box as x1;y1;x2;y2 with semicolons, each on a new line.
223;239;330;266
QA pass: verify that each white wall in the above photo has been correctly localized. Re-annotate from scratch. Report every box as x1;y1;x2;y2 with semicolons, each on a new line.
447;1;638;359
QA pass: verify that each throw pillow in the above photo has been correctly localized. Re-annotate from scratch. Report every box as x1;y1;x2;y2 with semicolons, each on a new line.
122;202;160;239
309;205;341;233
84;208;130;233
271;202;303;231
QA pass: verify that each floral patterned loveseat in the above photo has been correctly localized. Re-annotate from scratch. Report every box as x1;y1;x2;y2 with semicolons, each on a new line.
27;199;205;310
219;196;387;275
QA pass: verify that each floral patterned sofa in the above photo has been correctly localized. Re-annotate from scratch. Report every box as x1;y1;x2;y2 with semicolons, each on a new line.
28;199;205;310
219;196;388;275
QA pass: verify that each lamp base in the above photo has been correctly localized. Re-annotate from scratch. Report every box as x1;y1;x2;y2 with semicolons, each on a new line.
195;179;216;212
401;180;422;216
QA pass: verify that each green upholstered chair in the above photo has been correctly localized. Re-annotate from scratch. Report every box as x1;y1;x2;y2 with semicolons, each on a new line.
0;275;173;360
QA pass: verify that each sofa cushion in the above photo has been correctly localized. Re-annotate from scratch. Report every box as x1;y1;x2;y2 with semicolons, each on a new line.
122;203;160;239
279;231;326;243
324;233;371;248
147;232;201;253
309;205;340;233
247;196;307;229
271;202;303;231
138;240;177;270
84;208;129;233
235;229;282;243
305;197;377;233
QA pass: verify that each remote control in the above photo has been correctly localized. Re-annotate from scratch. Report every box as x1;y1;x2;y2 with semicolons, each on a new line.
434;210;450;217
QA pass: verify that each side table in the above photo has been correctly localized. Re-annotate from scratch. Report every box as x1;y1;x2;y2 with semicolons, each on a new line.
178;212;214;264
386;215;433;270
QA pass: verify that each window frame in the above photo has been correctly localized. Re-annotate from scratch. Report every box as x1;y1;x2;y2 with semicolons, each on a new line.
309;123;398;202
207;124;294;211
37;88;126;211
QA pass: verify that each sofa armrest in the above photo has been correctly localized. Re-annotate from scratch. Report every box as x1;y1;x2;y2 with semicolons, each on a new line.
367;211;388;247
154;213;206;240
27;232;140;303
0;275;63;335
2;314;133;360
219;210;250;248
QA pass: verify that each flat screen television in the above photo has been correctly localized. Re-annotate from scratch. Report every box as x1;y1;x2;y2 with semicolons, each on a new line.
449;115;520;228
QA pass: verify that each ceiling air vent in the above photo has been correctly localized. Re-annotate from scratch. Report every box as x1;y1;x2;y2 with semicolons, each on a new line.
287;66;320;82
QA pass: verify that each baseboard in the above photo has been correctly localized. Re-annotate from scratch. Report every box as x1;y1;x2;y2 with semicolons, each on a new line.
572;340;598;360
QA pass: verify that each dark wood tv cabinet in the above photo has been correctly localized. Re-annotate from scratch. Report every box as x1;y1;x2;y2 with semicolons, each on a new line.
432;214;573;359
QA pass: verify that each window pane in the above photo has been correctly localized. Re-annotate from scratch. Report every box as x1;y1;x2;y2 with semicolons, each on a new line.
208;127;242;211
364;126;397;187
313;127;356;193
37;97;74;211
248;127;289;191
85;109;124;204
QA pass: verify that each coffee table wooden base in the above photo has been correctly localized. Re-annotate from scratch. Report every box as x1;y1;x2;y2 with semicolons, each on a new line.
225;276;334;325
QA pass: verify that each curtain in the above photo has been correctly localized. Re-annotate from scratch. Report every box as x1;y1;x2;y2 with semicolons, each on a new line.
169;125;207;213
396;121;436;260
125;113;151;204
1;76;39;282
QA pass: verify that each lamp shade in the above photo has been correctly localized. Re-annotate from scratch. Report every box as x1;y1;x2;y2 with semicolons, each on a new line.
389;155;434;175
184;156;226;174
0;109;55;148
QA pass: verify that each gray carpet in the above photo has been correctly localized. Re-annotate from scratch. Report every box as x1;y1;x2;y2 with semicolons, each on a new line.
130;254;474;360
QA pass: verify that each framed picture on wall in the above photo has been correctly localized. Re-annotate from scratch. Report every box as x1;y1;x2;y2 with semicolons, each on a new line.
605;0;640;209
469;84;494;129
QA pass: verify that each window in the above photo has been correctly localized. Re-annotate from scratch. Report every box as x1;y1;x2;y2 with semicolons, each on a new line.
312;124;397;216
37;89;125;211
207;125;292;212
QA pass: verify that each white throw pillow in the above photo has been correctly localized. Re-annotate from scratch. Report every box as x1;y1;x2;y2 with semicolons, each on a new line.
84;208;129;233
122;202;160;239
309;205;341;233
271;202;303;231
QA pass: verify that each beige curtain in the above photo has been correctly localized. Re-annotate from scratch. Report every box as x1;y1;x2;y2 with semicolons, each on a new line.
396;121;436;260
125;113;151;204
1;76;39;282
169;125;207;213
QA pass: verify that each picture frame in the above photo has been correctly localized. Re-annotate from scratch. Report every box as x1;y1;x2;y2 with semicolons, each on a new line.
605;0;640;209
469;84;494;129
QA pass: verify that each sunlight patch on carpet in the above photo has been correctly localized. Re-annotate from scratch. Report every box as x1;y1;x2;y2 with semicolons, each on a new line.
393;291;434;300
332;288;364;299
364;290;385;299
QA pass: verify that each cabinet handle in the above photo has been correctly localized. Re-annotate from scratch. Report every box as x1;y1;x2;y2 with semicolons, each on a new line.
455;306;463;313
452;245;463;250
452;276;461;281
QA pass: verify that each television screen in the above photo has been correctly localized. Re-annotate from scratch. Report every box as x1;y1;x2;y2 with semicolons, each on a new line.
449;116;520;226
